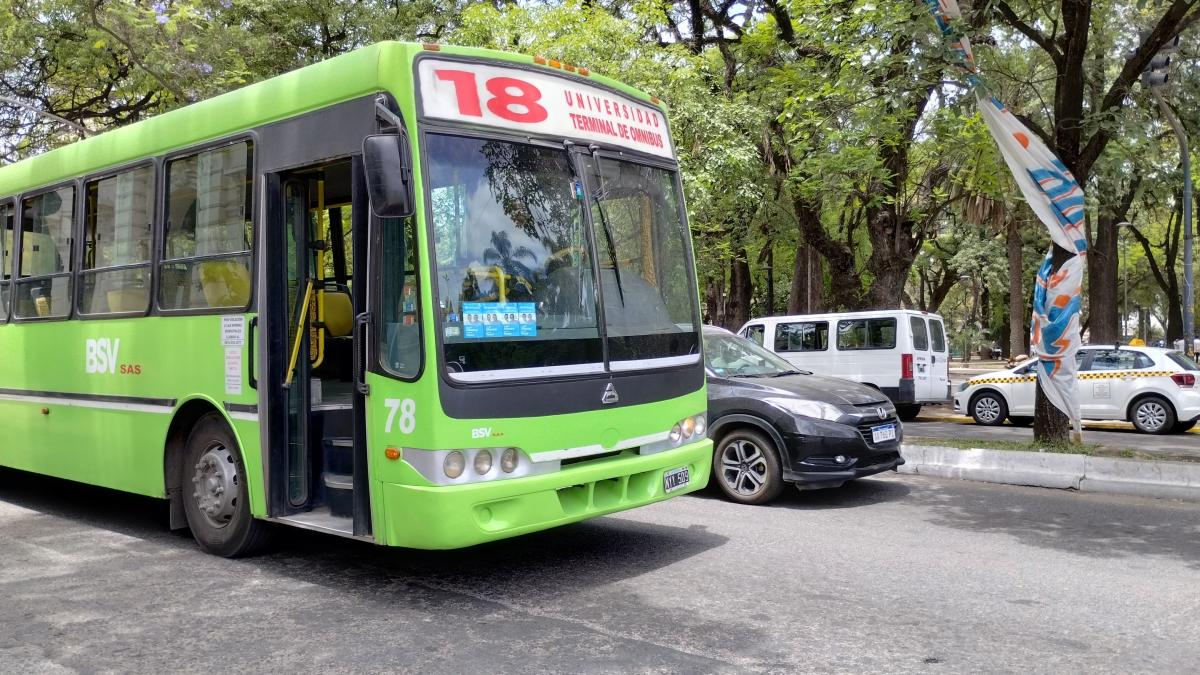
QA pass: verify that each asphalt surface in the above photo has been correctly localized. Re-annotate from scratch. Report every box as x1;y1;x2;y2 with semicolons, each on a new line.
3;469;1200;673
910;408;1200;459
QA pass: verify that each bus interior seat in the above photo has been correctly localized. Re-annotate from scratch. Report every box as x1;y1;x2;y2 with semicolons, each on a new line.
322;289;353;337
92;273;149;313
312;287;354;379
196;259;251;308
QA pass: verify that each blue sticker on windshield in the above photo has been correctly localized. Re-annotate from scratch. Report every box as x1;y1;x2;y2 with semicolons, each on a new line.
462;302;537;339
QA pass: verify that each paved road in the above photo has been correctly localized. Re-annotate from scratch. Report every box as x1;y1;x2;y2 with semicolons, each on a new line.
3;469;1200;673
909;410;1200;459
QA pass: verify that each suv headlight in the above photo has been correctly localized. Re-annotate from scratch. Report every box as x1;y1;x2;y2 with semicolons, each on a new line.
765;397;845;422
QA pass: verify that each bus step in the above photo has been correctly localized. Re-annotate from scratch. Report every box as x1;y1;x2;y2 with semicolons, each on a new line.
323;437;354;475
323;471;354;518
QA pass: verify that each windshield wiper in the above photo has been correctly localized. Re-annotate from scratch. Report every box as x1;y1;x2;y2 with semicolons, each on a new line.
587;144;625;305
769;369;809;377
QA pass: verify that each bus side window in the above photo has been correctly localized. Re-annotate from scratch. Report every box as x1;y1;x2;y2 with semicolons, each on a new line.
0;201;11;321
15;186;74;319
380;215;421;378
160;140;254;311
80;164;154;316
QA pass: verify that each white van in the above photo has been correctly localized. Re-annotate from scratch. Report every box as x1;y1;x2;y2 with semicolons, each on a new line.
737;310;951;420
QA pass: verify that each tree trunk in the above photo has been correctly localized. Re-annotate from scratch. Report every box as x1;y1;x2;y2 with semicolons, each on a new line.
787;242;822;314
864;255;913;309
704;274;723;326
726;251;753;330
1033;244;1076;444
1087;214;1120;343
1007;217;1026;356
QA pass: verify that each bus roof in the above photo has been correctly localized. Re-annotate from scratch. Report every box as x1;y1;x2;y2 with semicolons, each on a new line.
0;42;659;197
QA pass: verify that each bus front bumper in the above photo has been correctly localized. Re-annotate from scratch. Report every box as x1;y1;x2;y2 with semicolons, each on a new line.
377;439;712;549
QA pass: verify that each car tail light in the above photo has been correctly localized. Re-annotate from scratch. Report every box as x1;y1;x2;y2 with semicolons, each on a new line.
1172;372;1196;388
901;353;914;380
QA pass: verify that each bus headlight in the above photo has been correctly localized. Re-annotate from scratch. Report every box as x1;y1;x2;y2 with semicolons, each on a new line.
681;417;696;438
500;448;520;473
444;451;466;479
669;423;682;443
474;449;493;475
693;414;707;437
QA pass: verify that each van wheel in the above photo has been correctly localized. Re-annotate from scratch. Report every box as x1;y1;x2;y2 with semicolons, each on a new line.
1009;416;1034;427
182;412;271;557
1130;396;1175;435
896;404;921;422
713;428;785;505
1173;420;1196;434
970;392;1008;426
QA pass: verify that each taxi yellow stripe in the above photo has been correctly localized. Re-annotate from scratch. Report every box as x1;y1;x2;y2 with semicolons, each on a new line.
969;371;1177;385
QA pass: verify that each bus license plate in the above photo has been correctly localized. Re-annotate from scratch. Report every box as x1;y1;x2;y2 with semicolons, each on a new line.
663;467;690;493
871;424;897;443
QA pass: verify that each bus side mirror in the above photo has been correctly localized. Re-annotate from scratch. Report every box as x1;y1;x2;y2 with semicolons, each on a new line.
363;134;414;218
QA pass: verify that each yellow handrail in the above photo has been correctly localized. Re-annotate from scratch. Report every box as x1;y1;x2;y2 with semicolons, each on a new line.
284;279;314;388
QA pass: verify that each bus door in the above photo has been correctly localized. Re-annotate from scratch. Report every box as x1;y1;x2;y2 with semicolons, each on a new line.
263;159;369;536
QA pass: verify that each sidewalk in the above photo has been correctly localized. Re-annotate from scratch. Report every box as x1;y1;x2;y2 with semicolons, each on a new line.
899;443;1200;503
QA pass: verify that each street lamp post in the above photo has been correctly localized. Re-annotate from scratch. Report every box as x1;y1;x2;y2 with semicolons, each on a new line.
1143;35;1193;354
1117;221;1132;341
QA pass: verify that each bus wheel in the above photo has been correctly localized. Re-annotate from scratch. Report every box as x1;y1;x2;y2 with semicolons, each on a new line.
182;412;270;557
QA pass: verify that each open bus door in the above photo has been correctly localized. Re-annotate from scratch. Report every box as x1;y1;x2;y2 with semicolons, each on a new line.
262;158;371;538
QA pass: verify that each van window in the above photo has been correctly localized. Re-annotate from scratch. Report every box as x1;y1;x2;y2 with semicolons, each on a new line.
742;324;765;346
930;319;946;352
837;318;896;350
775;321;828;352
909;316;928;350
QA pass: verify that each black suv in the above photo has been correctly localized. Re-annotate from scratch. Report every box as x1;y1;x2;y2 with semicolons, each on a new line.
704;326;904;504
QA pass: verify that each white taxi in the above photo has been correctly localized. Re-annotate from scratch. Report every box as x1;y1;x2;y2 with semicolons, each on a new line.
953;346;1200;434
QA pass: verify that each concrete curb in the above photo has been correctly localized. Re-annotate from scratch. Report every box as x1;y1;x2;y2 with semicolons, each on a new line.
899;444;1200;502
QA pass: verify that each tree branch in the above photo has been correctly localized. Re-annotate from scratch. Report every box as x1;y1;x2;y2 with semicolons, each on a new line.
992;0;1062;67
89;2;192;104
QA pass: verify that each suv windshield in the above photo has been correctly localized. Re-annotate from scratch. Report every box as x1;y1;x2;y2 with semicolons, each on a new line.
704;330;800;377
429;134;601;380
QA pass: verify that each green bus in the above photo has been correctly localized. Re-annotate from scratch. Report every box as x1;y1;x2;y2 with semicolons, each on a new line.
0;42;711;556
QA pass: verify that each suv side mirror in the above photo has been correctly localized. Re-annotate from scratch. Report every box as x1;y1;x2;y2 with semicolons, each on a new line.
363;133;414;218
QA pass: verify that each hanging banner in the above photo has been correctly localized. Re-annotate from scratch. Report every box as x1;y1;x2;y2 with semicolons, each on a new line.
925;0;1085;435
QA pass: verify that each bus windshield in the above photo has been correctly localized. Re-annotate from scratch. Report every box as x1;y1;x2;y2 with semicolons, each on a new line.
427;133;698;381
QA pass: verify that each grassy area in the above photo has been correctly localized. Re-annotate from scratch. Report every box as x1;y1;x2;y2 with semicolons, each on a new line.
904;435;1195;463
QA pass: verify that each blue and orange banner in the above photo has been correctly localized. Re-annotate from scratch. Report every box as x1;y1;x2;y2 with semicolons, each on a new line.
926;0;1085;434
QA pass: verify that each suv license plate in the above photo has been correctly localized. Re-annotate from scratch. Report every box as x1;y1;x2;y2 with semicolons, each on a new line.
871;424;897;443
663;467;690;493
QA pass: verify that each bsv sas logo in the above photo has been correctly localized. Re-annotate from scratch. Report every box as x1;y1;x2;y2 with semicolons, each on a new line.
85;338;141;375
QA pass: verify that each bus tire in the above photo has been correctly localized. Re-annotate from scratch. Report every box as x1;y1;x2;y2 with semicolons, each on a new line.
182;412;271;557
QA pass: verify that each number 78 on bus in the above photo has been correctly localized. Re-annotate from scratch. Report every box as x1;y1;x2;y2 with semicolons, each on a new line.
0;41;711;556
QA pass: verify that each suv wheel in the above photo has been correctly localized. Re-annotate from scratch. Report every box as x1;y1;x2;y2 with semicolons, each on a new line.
713;428;785;505
1130;396;1175;435
970;392;1008;426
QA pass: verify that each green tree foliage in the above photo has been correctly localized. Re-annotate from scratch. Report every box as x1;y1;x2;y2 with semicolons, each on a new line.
3;0;1200;350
